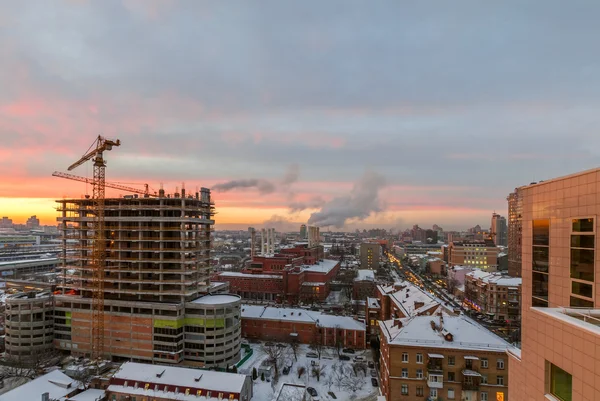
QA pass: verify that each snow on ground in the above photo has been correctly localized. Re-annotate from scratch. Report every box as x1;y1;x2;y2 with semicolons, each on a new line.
324;290;348;305
239;343;380;401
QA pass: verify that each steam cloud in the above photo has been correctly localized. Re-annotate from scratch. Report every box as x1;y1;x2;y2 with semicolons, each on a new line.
212;179;276;194
289;196;326;212
213;164;299;195
308;171;386;228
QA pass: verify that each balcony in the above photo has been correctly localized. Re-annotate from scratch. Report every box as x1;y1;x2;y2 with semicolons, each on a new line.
427;374;443;389
427;358;444;373
462;369;482;391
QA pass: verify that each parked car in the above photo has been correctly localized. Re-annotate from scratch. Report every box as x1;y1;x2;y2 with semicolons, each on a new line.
307;387;320;400
368;361;374;369
306;352;319;359
370;369;377;377
353;356;366;362
339;355;350;361
265;341;275;346
342;348;355;354
371;378;378;387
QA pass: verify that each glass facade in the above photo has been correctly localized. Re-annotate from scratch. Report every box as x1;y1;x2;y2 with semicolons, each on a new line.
532;219;550;307
570;218;595;307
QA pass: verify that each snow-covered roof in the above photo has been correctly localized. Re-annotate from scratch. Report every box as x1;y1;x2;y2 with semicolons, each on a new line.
379;315;512;352
241;305;365;331
274;383;306;401
190;294;240;305
387;282;440;317
0;370;77;401
466;271;522;287
219;271;282;279
355;269;375;282
302;259;339;274
112;362;247;394
106;385;235;401
66;389;106;401
367;297;380;309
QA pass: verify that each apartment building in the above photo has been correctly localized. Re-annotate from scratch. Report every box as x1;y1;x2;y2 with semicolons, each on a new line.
360;242;381;269
491;213;508;247
379;314;512;401
508;167;600;400
448;240;500;271
464;271;522;322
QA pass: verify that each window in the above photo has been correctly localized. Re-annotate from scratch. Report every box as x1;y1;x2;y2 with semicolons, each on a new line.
532;219;550;307
571;218;595;307
481;374;488;384
448;388;455;399
430;389;438;398
548;363;572;401
402;368;408;378
416;353;423;364
497;375;504;386
401;384;408;395
416;369;423;379
402;352;409;363
497;359;505;370
481;358;488;368
448;355;455;366
447;371;456;381
481;392;488;401
416;386;424;397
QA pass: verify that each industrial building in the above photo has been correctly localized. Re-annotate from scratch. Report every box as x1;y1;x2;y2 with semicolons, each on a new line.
216;226;341;304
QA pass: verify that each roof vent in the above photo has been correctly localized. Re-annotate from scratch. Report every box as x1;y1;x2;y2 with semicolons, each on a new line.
194;374;203;382
156;369;166;378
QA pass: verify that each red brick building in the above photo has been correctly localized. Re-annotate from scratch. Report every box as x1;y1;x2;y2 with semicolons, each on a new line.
216;243;341;304
241;305;366;349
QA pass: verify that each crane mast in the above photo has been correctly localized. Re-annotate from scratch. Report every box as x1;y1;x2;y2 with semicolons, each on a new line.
65;135;120;361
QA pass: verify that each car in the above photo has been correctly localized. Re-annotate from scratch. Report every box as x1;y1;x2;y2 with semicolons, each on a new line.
307;387;319;398
265;341;275;346
306;352;319;359
368;361;374;368
282;366;290;375
342;348;355;354
370;369;377;377
371;378;378;387
339;354;350;361
353;356;366;362
276;343;287;348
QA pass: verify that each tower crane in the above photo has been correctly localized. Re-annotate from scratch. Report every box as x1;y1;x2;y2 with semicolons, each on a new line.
52;171;156;198
60;135;120;360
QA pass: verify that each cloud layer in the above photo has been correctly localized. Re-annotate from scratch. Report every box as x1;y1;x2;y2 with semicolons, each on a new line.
1;1;600;229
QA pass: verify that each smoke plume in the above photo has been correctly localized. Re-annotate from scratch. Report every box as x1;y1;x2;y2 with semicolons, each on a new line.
308;171;386;228
212;179;276;194
289;196;326;212
281;163;300;186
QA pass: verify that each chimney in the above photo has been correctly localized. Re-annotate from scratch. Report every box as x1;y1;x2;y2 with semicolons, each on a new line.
249;227;256;258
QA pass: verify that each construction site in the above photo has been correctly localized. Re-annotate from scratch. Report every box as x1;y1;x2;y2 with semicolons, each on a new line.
3;136;242;368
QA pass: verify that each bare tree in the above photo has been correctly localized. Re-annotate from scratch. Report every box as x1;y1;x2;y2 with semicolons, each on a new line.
332;363;346;391
311;364;326;382
341;367;365;392
261;344;289;380
353;362;368;377
289;337;300;361
310;326;324;360
447;278;460;296
334;324;343;356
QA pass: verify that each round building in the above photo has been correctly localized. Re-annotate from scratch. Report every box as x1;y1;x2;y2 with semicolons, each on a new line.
184;294;242;367
4;291;54;360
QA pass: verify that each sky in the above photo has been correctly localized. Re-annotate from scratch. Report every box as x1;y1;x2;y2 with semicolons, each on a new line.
1;1;600;231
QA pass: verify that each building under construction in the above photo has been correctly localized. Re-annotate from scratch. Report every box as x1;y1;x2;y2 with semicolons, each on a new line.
5;188;243;368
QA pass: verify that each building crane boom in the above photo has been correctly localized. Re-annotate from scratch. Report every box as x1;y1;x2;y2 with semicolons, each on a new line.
52;171;154;197
61;135;120;361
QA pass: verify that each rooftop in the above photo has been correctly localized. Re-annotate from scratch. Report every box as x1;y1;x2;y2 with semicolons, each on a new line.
302;259;339;274
534;307;600;335
219;271;282;279
241;304;365;331
379;314;513;352
190;294;241;305
66;389;106;401
355;269;375;282
0;370;77;401
466;271;522;286
112;362;247;394
274;383;306;401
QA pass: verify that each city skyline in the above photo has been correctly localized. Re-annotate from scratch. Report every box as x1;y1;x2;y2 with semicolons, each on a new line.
2;1;600;230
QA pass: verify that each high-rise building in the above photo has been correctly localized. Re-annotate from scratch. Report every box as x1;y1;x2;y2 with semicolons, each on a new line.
490;213;507;247
360;242;381;270
507;189;523;277
299;224;307;239
508;168;600;400
0;216;13;229
25;215;40;229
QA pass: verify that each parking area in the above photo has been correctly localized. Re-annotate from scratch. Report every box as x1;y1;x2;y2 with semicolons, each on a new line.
239;341;380;401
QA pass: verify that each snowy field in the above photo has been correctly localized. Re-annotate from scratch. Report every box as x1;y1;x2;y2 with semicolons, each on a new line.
238;342;380;401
